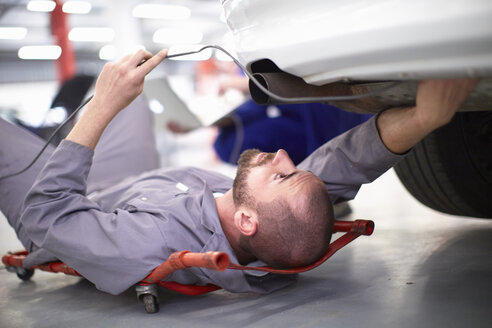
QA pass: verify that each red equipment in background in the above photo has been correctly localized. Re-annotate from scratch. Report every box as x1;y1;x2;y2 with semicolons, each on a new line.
2;219;374;313
51;0;76;83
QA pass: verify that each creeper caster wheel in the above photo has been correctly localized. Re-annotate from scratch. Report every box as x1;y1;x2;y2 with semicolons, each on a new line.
16;267;35;281
141;294;159;314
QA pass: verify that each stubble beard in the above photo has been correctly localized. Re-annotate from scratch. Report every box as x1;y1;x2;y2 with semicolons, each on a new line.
233;149;275;207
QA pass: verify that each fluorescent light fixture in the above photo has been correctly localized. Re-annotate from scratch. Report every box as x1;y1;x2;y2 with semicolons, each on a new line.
0;27;27;40
99;44;116;60
168;45;212;61
99;44;146;61
27;0;56;12
148;98;165;114
153;28;203;45
63;1;92;14
69;27;115;42
45;106;68;125
132;4;190;20
18;45;61;60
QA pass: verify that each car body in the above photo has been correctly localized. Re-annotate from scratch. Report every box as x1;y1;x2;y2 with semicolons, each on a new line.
222;0;492;84
221;0;492;218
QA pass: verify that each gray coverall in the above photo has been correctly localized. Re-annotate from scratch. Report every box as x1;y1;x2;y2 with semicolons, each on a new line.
0;95;403;295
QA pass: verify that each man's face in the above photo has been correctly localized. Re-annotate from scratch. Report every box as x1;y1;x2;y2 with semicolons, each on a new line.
233;149;319;208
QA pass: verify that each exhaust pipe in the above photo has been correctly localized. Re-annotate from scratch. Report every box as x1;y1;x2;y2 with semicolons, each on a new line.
248;72;352;105
248;71;401;113
248;71;419;113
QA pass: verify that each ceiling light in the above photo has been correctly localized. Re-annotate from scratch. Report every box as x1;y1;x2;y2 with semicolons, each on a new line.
69;27;115;42
27;0;56;12
132;4;191;20
18;45;61;60
153;28;203;45
63;1;92;14
99;45;116;61
0;27;27;40
168;45;212;61
148;98;165;114
99;44;147;61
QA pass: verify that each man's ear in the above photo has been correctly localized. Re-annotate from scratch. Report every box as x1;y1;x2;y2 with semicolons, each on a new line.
233;207;258;237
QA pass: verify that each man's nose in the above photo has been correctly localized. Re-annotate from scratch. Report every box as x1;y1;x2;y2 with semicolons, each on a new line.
272;149;294;167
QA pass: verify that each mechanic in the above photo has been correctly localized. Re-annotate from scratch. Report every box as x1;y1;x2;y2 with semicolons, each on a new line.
0;49;476;295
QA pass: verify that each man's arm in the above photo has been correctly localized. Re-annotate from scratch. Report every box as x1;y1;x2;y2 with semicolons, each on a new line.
20;50;170;295
298;78;477;203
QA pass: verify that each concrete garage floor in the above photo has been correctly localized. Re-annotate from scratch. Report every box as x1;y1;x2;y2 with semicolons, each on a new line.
1;129;492;328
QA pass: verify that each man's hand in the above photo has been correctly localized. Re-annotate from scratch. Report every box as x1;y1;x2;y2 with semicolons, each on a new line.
91;49;168;121
377;78;477;154
414;79;477;130
66;49;168;149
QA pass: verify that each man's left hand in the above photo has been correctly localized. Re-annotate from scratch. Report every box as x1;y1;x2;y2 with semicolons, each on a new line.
377;78;477;154
414;78;477;131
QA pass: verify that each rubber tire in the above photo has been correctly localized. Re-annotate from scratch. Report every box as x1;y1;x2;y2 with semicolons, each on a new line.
394;111;492;218
141;294;159;314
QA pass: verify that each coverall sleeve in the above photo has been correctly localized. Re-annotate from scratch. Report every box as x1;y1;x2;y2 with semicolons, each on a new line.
297;115;405;204
20;140;166;295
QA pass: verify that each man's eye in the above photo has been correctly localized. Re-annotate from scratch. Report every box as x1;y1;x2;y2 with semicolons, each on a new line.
274;173;286;180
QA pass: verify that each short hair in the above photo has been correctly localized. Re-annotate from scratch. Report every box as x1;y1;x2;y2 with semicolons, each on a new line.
249;181;334;268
